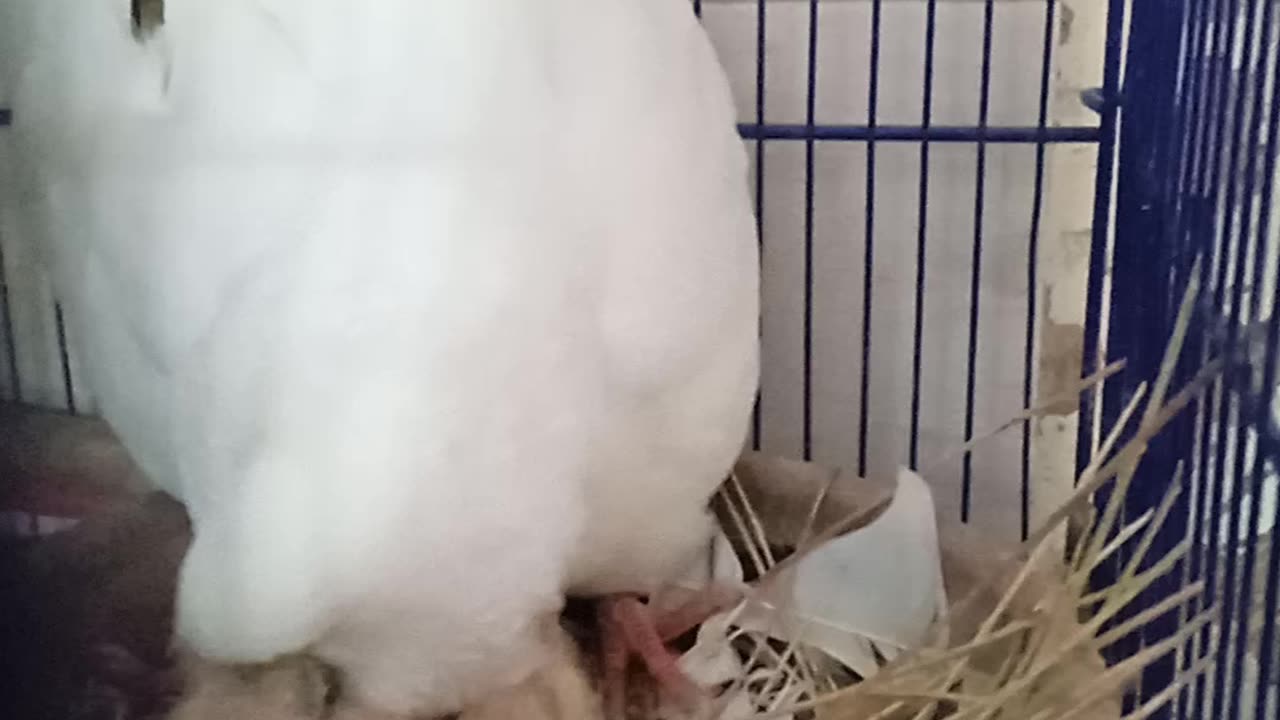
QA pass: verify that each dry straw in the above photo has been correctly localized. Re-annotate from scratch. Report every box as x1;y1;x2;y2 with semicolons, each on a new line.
687;259;1224;720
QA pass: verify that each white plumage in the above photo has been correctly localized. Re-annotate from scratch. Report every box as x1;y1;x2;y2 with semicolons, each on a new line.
1;1;759;716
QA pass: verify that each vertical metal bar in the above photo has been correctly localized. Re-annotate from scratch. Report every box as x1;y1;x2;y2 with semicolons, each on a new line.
1188;0;1230;209
752;0;767;452
52;304;75;414
1149;0;1188;330
961;0;996;524
1207;2;1251;715
1169;0;1208;252
0;236;20;403
1185;1;1227;713
1187;386;1218;717
0;108;20;402
1204;0;1242;306
1258;523;1280;720
1243;0;1279;409
1255;416;1280;718
1078;5;1128;692
801;0;819;461
1078;0;1128;478
1023;0;1057;543
858;0;883;478
908;0;939;470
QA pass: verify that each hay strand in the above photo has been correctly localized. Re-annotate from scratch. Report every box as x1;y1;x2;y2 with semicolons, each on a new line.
678;257;1234;720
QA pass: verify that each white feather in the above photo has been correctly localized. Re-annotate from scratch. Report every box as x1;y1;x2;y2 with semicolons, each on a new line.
1;1;759;715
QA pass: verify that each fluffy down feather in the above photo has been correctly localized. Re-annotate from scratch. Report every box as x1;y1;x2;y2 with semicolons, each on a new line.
0;1;759;716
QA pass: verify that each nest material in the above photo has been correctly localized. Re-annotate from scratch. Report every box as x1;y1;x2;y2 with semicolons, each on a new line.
685;263;1223;720
717;455;1123;720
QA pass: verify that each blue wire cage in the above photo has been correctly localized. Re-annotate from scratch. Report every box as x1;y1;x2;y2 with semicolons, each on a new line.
1084;0;1279;717
709;0;1278;717
0;1;1276;719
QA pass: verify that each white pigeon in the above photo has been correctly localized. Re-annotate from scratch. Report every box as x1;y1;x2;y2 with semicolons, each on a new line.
0;1;760;717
